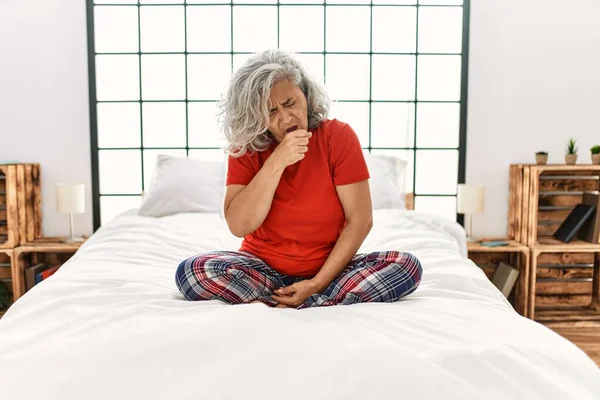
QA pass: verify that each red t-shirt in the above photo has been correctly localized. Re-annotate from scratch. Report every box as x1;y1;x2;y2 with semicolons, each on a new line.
226;119;370;278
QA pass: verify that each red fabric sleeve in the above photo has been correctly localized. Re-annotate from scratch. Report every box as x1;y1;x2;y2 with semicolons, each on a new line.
226;154;256;186
330;122;370;186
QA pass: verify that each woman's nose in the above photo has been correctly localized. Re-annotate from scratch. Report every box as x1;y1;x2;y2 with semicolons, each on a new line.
280;108;292;123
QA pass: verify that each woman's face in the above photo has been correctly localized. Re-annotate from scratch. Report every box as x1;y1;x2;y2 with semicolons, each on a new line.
267;79;308;143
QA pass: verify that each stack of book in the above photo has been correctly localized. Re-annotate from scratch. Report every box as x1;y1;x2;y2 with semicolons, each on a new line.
25;263;60;291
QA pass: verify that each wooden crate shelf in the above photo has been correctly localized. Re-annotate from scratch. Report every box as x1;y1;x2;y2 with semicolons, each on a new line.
0;163;42;249
508;164;600;325
508;164;600;247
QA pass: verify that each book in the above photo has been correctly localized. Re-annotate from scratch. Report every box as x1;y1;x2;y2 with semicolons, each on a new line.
492;262;520;298
25;263;49;291
553;204;596;243
40;265;60;281
578;192;600;243
481;241;509;247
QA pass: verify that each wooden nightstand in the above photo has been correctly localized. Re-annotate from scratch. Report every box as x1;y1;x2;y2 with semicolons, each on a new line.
467;239;530;318
12;237;85;301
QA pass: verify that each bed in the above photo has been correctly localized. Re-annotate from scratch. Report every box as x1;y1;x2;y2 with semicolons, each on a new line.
0;205;599;399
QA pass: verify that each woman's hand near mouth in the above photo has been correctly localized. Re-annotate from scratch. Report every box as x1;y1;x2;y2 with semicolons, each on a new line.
268;129;312;169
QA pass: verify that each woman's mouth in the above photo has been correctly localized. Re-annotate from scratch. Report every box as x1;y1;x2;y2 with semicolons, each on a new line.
285;125;298;133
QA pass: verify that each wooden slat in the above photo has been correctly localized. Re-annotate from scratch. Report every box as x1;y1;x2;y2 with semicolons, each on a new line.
0;226;6;235
541;170;598;175
536;280;592;295
535;165;600;173
537;266;594;280
517;251;530;317
468;253;507;265
539;194;582;207
516;164;524;242
508;165;517;239
528;168;540;246
537;309;600;319
538;209;572;221
0;193;4;204
535;237;600;250
468;240;528;252
16;240;83;253
537;224;558;236
521;166;530;243
1;166;19;248
16;165;26;246
32;164;42;239
593;253;600;308
536;294;591;308
11;250;24;299
0;267;10;280
539;178;599;192
24;164;34;243
543;320;600;329
529;248;539;318
0;209;5;220
538;252;595;264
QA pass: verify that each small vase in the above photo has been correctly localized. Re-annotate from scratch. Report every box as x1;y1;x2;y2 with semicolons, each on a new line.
592;154;600;165
565;154;577;165
535;154;548;165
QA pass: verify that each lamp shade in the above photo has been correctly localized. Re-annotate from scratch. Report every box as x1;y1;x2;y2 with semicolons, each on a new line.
57;183;85;214
457;184;484;214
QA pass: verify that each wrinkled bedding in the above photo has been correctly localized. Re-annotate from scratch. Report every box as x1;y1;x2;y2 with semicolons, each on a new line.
0;209;598;400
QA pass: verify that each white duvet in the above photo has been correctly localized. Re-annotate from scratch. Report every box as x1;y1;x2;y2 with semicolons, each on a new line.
0;209;599;400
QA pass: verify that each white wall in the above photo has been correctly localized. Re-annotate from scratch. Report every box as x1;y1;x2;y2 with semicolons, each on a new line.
1;0;599;238
0;0;93;237
466;0;600;237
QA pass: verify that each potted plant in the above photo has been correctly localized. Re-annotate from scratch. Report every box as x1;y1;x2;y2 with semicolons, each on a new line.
535;151;548;165
565;138;578;165
591;145;600;165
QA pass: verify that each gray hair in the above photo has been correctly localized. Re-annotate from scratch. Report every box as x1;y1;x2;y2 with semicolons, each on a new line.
217;49;330;157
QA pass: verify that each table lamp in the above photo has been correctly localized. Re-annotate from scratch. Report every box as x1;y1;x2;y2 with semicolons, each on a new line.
57;183;86;243
457;184;485;242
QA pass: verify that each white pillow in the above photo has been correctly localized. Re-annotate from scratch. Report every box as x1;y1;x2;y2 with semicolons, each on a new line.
138;154;226;217
365;154;407;210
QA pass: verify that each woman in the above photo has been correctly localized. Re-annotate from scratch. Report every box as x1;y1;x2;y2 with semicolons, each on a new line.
175;49;422;309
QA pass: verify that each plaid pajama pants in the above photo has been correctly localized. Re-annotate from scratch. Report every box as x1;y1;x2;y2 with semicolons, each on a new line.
175;250;422;309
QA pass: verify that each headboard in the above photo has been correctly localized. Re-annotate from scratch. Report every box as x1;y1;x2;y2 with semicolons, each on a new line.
405;193;414;211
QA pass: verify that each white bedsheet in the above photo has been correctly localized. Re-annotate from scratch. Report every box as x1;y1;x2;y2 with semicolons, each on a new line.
0;209;599;400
